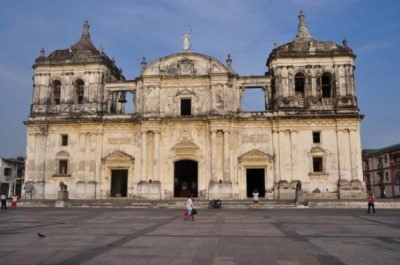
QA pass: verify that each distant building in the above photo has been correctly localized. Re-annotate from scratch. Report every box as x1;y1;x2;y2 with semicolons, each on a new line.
0;157;25;197
363;144;400;198
23;11;365;200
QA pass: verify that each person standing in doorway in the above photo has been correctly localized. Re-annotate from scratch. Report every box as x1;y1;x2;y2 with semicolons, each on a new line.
1;194;7;209
252;189;259;208
367;192;376;214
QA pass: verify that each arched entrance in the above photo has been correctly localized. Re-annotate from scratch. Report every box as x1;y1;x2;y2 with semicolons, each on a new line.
174;160;198;197
246;168;266;198
238;149;274;199
102;151;135;199
111;169;128;197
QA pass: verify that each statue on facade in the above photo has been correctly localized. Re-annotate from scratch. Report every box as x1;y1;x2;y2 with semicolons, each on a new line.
295;180;303;206
59;181;68;192
181;25;192;52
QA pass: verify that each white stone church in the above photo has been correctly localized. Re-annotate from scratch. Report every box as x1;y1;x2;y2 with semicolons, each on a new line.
23;11;365;201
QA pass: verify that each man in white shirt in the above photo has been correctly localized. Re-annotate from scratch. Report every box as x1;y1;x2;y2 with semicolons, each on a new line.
1;194;7;209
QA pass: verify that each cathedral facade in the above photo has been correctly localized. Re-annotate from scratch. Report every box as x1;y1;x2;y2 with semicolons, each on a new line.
24;12;365;200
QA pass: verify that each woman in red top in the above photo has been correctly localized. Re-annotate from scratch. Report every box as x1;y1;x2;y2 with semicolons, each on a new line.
367;192;376;214
11;194;18;209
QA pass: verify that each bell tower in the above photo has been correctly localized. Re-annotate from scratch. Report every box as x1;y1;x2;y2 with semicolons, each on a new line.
30;21;124;118
267;11;358;112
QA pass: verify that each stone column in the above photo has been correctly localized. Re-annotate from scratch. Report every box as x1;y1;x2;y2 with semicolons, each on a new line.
33;74;40;104
61;73;69;103
337;129;345;180
86;133;92;182
348;65;355;96
349;129;362;180
41;74;50;105
210;130;217;183
272;129;280;185
333;65;341;97
279;130;291;182
337;129;351;181
344;65;351;95
147;132;154;182
37;131;47;199
223;130;230;182
153;131;160;181
140;131;147;182
290;130;298;183
94;131;102;199
83;71;90;103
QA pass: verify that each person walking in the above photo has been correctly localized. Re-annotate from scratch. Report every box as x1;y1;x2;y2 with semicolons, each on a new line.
11;194;18;209
1;194;7;209
367;192;376;214
186;194;195;221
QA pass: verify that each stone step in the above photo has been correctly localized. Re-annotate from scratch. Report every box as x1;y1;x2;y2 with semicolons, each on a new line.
17;199;400;209
18;199;296;209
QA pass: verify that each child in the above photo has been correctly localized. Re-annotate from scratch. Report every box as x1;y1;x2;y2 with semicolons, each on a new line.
11;194;18;209
252;189;259;208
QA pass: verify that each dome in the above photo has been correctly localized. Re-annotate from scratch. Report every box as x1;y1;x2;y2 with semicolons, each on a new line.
50;21;100;60
267;11;355;65
33;21;123;80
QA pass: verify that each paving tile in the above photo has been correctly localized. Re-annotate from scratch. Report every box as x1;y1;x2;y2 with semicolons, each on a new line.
0;208;399;265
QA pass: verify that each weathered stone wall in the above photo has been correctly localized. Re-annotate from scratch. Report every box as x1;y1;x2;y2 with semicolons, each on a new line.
23;15;365;201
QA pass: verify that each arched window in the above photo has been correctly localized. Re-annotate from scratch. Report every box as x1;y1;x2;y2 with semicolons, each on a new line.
180;98;192;116
321;72;332;98
294;72;305;96
51;80;61;105
56;151;70;176
74;79;85;104
309;147;326;174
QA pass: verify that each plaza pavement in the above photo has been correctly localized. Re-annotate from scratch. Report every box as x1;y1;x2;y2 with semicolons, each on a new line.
0;207;399;265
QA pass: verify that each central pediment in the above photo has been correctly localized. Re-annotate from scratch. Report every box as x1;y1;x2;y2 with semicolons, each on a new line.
142;52;229;76
103;151;134;162
172;140;199;155
239;149;274;163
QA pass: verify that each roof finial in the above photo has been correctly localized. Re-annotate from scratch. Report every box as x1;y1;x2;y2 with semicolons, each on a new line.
82;20;90;38
342;38;348;47
295;10;312;41
141;56;147;69
226;54;232;67
181;25;192;52
39;47;45;57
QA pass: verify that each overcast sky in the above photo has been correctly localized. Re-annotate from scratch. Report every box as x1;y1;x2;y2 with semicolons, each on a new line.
1;0;399;158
